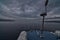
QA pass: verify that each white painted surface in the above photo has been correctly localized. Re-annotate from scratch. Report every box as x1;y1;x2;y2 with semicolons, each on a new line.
17;31;27;40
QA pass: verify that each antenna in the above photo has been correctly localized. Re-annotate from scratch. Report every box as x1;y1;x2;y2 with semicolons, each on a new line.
40;0;49;38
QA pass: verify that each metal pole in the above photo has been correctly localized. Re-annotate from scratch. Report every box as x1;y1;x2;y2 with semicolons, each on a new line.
41;16;45;35
40;0;48;38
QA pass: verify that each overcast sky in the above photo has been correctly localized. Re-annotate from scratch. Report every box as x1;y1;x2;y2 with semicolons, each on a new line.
0;0;60;20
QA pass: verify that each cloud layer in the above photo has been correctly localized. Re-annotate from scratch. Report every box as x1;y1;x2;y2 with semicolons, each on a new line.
0;0;60;20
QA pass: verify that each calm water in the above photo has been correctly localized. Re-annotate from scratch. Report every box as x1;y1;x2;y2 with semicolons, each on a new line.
0;21;60;40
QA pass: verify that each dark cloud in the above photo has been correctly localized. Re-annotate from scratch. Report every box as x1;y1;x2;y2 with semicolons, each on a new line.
0;0;60;20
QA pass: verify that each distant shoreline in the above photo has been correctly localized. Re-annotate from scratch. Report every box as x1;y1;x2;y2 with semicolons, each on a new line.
0;19;14;22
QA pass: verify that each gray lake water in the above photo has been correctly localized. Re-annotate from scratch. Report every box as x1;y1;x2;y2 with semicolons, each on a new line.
0;21;60;40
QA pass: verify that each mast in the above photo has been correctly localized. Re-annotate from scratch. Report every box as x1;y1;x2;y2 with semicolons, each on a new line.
40;0;49;38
